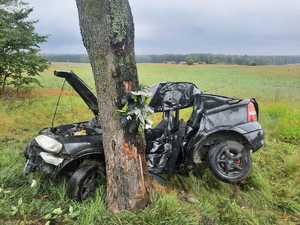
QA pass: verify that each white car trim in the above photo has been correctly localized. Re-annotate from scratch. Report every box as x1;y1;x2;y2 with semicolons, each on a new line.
40;152;64;166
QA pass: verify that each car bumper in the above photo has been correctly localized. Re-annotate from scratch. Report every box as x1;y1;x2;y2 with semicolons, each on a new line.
23;139;63;176
235;122;264;152
244;129;264;152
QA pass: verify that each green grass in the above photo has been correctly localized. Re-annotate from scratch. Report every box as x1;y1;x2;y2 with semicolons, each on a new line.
0;63;300;225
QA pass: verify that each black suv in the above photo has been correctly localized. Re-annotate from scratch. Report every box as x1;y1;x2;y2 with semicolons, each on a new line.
24;71;264;201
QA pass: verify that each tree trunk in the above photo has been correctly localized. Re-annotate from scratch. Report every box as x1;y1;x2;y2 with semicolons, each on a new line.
75;0;149;212
0;74;8;95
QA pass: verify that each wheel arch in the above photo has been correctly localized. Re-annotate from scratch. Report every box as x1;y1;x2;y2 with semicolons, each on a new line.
55;152;105;177
193;129;252;162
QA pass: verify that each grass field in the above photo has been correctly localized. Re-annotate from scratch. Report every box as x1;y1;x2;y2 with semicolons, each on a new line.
0;63;300;225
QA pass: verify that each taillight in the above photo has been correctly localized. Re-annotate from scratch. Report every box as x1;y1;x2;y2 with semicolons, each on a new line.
247;102;257;122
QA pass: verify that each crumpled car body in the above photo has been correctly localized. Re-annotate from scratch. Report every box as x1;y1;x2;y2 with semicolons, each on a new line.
24;119;104;177
23;71;264;200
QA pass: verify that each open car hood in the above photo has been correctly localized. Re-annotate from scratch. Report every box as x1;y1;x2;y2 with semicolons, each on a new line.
54;71;99;116
54;71;202;116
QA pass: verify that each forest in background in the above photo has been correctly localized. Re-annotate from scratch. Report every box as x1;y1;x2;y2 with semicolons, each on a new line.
45;53;300;65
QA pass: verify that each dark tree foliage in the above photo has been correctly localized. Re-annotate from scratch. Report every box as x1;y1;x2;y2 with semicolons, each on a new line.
136;54;300;65
186;57;194;66
45;53;300;66
0;0;48;94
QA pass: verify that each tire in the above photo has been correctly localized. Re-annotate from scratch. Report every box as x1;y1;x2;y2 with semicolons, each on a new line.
208;140;252;184
67;165;104;201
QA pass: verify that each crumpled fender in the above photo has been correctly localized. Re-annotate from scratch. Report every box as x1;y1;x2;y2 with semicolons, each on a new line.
191;121;263;161
53;150;104;177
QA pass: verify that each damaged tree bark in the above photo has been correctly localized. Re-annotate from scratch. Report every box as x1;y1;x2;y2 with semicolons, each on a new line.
75;0;149;212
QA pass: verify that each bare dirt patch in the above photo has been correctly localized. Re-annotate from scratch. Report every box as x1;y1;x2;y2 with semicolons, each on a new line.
0;88;75;99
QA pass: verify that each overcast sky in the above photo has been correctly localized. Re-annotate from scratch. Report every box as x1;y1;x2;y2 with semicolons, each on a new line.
27;0;300;55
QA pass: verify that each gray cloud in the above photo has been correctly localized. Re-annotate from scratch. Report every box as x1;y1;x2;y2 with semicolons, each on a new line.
27;0;300;55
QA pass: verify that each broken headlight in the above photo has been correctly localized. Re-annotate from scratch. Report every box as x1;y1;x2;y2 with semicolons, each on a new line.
35;135;63;154
39;152;64;166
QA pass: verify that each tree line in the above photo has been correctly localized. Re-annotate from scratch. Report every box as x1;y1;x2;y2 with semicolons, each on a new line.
45;53;300;66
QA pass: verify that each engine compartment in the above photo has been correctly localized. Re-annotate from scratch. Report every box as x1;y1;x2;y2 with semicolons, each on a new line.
40;118;102;137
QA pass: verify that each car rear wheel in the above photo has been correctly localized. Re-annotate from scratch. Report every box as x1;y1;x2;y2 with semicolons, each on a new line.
208;140;252;183
67;164;104;201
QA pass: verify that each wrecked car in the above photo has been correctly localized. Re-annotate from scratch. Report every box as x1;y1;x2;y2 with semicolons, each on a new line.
24;71;264;201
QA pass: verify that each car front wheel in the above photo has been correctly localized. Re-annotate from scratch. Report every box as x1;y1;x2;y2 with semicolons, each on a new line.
208;140;252;184
67;165;103;201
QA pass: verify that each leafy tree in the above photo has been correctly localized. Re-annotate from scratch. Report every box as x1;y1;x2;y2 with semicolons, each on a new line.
0;0;48;94
186;58;194;66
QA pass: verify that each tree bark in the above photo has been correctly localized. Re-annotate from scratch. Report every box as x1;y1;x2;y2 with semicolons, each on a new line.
75;0;149;212
0;74;8;95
